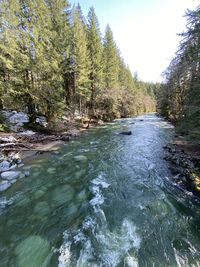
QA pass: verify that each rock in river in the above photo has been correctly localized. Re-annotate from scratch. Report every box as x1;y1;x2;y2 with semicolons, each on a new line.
0;180;11;192
74;155;88;162
0;160;11;172
120;131;132;135
1;171;21;180
15;235;51;267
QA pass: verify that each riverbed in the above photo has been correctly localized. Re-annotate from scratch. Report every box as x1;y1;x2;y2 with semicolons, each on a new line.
1;114;200;267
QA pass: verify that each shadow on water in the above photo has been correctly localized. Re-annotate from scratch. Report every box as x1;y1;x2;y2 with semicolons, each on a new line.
1;114;200;266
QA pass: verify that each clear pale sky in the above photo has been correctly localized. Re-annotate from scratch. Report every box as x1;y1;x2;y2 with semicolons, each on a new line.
70;0;198;82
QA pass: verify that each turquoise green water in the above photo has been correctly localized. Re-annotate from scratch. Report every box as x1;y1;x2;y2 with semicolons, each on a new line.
1;114;200;267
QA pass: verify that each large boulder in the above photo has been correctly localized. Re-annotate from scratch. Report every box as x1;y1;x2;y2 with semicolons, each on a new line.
1;110;29;132
9;112;29;124
1;171;21;180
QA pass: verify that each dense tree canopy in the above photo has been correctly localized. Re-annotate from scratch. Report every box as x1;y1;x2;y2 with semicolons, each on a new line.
157;5;200;138
0;0;156;124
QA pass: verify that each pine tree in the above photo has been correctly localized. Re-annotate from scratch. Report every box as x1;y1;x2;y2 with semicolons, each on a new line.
87;7;103;118
69;4;90;116
102;24;120;90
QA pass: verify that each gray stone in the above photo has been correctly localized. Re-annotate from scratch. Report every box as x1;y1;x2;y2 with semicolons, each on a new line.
24;171;30;177
9;112;29;124
18;130;36;136
10;179;17;184
9;152;21;164
36;116;48;127
8;164;17;170
0;180;11;192
1;171;21;180
0;136;16;143
0;160;11;172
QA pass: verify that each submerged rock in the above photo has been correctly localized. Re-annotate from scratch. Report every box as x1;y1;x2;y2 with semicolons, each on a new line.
76;189;87;201
15;196;31;207
74;155;88;162
34;201;50;217
51;185;75;206
47;167;56;174
119;131;132;135
15;235;51;267
1;171;21;180
0;180;11;192
33;189;46;200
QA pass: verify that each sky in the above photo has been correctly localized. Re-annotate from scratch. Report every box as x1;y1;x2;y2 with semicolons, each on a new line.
70;0;199;82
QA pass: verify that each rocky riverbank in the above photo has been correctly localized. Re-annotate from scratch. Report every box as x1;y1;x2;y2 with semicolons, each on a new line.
0;132;77;192
164;137;200;197
0;110;102;192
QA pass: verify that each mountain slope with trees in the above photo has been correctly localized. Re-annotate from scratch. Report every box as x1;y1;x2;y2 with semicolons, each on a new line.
0;0;156;130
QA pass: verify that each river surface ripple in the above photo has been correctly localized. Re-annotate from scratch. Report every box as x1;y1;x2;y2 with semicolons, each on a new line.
1;114;200;267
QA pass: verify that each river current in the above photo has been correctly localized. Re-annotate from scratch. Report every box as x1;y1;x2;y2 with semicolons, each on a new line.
1;114;200;267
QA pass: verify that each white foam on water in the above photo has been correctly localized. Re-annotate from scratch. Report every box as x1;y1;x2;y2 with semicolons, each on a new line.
89;173;110;207
73;232;86;244
82;217;96;231
125;255;139;267
95;218;140;267
90;141;99;145
58;217;140;267
75;239;97;267
174;249;189;267
91;175;110;189
58;174;140;267
89;186;104;206
58;231;72;267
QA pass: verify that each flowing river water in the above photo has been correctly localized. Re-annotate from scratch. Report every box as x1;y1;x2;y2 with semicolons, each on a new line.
1;114;200;267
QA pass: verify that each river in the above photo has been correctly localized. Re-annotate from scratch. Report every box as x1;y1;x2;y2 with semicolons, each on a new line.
1;114;200;267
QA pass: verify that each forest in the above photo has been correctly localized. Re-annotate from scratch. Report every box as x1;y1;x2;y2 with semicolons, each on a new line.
0;0;156;129
157;4;200;140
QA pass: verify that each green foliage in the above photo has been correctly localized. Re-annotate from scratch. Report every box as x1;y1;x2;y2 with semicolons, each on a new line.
0;113;9;132
0;1;155;123
157;5;200;137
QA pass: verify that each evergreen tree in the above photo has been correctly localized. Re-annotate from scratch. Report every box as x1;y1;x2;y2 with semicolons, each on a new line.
103;24;120;90
87;7;103;118
70;4;90;116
